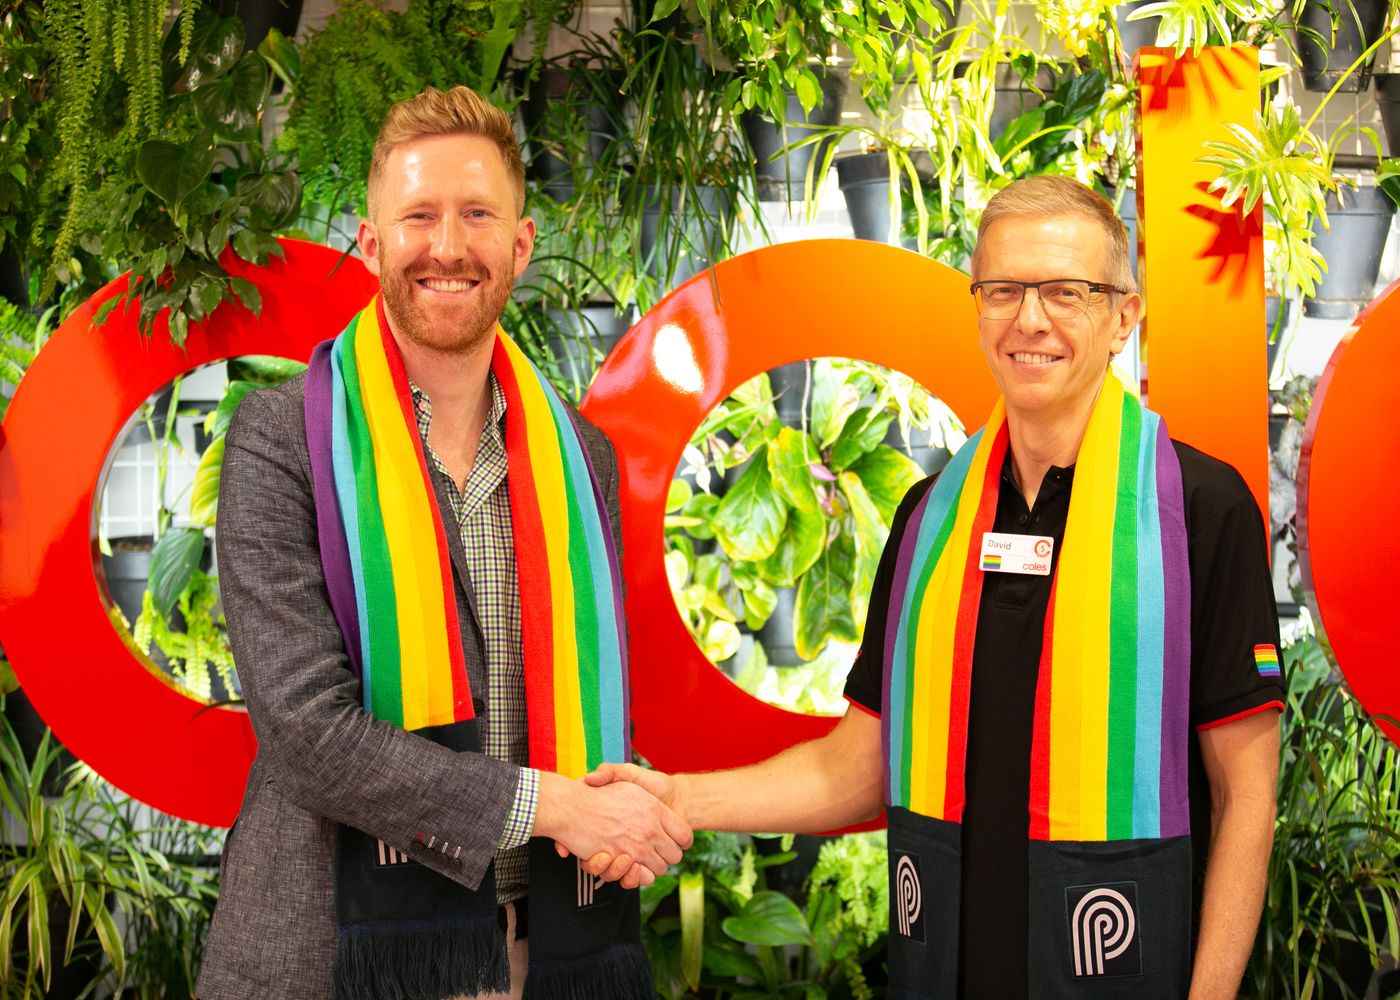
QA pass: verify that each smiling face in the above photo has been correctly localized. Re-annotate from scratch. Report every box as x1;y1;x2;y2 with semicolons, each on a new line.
973;213;1140;418
358;133;534;354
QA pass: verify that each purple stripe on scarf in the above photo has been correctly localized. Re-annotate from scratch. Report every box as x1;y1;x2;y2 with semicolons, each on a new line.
882;487;932;804
304;339;363;680
1155;427;1192;837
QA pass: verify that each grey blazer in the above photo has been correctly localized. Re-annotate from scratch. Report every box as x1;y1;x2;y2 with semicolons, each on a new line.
196;373;623;1000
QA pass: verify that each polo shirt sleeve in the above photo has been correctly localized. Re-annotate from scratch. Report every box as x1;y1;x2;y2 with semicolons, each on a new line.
1178;446;1287;730
843;476;937;717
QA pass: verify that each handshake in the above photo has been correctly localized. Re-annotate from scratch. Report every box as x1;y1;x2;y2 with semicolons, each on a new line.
534;764;690;890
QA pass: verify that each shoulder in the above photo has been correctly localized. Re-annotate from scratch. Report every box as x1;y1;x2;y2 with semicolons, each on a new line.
564;403;618;477
1170;439;1263;536
223;372;310;477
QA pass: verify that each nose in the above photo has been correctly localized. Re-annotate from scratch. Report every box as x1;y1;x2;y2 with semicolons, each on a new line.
1013;287;1054;337
428;212;470;266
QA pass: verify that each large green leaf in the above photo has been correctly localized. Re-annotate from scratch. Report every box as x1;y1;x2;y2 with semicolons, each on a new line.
640;874;678;921
188;437;226;528
840;471;890;631
681;492;719;540
766;426;821;511
829;407;895;472
702;938;764;980
226;355;308;385
722;890;813;946
793;539;857;661
194;50;268;142
136;130;217;209
166;11;245;94
257;27;301;91
679;872;704;992
149;527;205;617
756;505;825;587
848;445;923;524
236;169;304;230
712;446;788;561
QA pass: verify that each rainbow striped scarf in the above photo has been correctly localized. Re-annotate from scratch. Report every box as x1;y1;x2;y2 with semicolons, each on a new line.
305;297;650;1000
306;296;629;767
881;374;1193;996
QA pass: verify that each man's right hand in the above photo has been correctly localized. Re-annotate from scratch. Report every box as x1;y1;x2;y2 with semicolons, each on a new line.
531;771;692;888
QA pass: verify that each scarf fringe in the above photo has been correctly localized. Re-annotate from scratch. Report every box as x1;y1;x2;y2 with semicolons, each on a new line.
332;914;510;1000
522;942;655;1000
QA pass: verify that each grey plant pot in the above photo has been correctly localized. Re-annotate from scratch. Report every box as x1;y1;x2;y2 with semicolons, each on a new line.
1305;186;1396;319
521;67;621;202
101;538;154;632
638;185;736;289
741;70;847;202
1294;0;1389;92
836;152;898;243
1113;0;1157;55
755;585;802;666
544;303;625;398
768;360;810;424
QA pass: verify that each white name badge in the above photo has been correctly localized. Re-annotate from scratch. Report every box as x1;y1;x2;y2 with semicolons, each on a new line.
980;531;1054;576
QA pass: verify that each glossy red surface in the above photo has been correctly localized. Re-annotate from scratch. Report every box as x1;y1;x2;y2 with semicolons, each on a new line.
1298;277;1400;740
0;241;379;825
580;240;997;826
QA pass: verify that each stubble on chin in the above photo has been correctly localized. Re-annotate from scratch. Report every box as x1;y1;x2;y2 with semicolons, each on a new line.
379;259;515;356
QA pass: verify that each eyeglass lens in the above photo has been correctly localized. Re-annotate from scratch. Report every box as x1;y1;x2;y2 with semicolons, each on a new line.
976;281;1105;320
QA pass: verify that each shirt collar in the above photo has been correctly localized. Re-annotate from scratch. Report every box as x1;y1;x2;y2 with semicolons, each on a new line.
408;371;508;432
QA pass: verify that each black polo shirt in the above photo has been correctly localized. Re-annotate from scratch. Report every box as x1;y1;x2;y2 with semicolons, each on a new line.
843;440;1285;1000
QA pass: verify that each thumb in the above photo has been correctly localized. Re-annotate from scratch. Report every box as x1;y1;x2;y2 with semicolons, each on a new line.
555;841;569;858
583;763;626;787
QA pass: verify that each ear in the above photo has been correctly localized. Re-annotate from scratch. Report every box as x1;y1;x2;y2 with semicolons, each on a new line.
1110;292;1142;354
513;216;537;280
358;217;381;278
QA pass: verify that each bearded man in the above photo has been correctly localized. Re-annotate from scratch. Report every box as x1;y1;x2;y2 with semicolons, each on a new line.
585;176;1284;1000
196;86;689;1000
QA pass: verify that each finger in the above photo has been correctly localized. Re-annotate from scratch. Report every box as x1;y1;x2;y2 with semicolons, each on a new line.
582;763;626;787
657;835;684;868
555;841;569;858
635;846;671;878
658;803;694;851
602;854;634;882
582;852;612;877
634;864;655;887
621;863;646;891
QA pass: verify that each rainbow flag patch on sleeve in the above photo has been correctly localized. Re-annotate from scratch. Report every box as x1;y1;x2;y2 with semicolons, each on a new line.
1254;644;1281;677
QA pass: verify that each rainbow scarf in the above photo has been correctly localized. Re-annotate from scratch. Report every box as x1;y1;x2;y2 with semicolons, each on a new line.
881;374;1193;996
306;296;629;769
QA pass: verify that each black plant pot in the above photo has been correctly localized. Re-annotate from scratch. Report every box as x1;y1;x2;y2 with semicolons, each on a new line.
1375;74;1400;155
989;65;1057;142
883;422;953;478
755;586;801;666
741;70;847;202
1305;186;1396;318
215;0;304;50
1295;0;1389;92
768;360;810;424
101;537;155;631
0;244;27;309
639;185;735;288
545;303;625;399
1113;0;1157;54
1265;295;1293;377
836;153;899;244
521;68;621;203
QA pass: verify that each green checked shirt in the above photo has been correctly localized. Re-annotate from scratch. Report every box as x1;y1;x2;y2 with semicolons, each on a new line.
410;373;538;905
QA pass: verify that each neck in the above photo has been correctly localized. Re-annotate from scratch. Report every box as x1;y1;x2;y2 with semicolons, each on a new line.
1004;375;1105;510
382;309;496;490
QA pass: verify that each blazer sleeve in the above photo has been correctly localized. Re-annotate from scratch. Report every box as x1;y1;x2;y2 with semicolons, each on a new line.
217;384;519;891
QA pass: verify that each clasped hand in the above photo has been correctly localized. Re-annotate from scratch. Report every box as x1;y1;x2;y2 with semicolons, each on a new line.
534;766;689;890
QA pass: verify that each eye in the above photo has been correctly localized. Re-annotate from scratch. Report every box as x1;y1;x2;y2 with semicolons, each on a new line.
984;283;1020;301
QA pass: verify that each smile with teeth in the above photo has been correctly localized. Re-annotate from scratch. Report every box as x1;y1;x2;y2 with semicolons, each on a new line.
418;277;479;292
1011;352;1060;365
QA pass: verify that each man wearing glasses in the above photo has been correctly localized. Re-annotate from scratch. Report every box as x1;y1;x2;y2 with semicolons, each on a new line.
580;176;1284;999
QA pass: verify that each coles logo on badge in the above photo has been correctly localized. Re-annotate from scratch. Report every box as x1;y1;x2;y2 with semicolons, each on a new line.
1034;538;1052;558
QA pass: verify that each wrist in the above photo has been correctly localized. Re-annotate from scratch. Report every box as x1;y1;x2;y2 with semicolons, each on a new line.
673;772;700;829
531;771;575;840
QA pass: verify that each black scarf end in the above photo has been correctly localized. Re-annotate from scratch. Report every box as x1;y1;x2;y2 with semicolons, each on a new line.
522;942;654;1000
332;913;510;1000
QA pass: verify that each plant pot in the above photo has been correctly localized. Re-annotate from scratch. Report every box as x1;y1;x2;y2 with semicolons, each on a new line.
989;64;1057;142
0;244;27;308
741;69;847;202
639;185;735;288
1305;186;1396;318
521;67;621;202
101;536;154;631
1104;185;1138;282
1265;295;1293;377
544;303;625;398
836;152;899;244
755;586;801;666
768;360;810;424
215;0;305;50
883;422;953;477
1375;74;1400;155
1294;0;1389;92
1113;0;1157;54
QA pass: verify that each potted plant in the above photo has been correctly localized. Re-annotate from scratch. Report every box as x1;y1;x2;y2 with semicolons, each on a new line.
1294;0;1392;92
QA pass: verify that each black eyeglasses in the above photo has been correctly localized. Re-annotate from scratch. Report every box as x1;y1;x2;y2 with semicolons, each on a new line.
969;279;1129;320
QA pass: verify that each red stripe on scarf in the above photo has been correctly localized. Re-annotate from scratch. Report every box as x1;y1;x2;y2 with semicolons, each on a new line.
1028;581;1059;840
943;423;1009;822
375;298;474;720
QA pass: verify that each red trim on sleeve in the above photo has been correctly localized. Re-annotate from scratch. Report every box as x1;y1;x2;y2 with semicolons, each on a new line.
845;695;881;719
1194;700;1284;732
